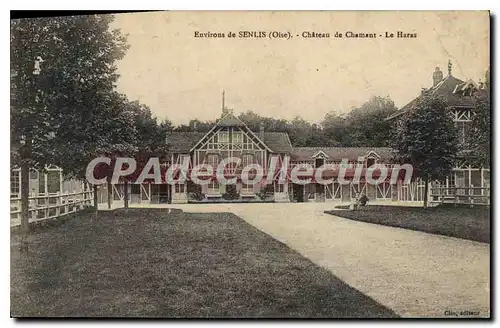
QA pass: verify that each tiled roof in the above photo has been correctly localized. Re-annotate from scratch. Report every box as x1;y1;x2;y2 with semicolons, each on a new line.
166;131;294;154
216;113;247;127
248;131;293;153
387;74;478;120
290;147;394;162
166;132;206;153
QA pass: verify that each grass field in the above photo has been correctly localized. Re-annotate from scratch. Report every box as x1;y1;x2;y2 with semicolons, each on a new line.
325;205;490;243
11;208;397;318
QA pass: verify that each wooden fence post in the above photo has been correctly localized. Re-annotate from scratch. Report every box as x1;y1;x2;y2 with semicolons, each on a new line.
93;185;98;212
427;181;432;206
56;193;61;217
31;198;37;221
469;184;474;208
107;181;112;209
64;192;69;214
45;195;49;220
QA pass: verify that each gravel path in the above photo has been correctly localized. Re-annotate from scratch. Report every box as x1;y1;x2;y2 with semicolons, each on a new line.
166;202;490;318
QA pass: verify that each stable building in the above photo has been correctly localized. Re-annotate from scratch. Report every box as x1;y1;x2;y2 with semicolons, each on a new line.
104;112;406;204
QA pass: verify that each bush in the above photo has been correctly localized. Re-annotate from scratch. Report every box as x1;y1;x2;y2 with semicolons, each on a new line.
222;184;239;200
189;185;205;201
257;184;274;201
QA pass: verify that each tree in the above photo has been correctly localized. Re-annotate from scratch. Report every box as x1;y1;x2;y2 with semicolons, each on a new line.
469;68;491;168
390;94;458;208
91;98;171;209
11;14;129;231
321;112;350;145
174;119;213;132
322;96;398;147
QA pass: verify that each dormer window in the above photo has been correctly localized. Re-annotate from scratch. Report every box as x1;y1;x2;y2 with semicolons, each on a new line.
315;158;324;168
311;150;329;168
367;158;376;168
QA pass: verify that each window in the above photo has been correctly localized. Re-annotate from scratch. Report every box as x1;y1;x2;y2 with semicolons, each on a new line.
207;154;219;168
131;184;141;194
456;121;471;145
208;180;219;193
175;183;185;193
29;170;38;180
446;173;456;196
39;174;46;194
11;171;20;197
232;132;243;144
177;154;190;166
241;182;253;193
241;154;253;168
447;173;456;187
47;170;61;193
366;158;376;168
218;132;229;143
274;182;284;193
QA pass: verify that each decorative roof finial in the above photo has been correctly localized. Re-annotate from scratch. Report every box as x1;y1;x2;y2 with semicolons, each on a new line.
222;90;226;111
448;60;452;76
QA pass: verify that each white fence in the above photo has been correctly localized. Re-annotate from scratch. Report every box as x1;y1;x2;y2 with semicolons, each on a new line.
10;190;94;227
430;185;490;207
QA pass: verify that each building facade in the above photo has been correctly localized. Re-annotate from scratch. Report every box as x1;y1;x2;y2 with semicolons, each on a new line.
387;63;490;200
12;63;490;206
100;112;411;205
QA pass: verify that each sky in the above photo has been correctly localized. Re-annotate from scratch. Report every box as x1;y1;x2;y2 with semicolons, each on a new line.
113;11;490;125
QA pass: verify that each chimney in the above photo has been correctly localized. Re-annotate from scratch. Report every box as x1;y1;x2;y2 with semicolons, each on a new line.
433;67;443;86
259;122;265;141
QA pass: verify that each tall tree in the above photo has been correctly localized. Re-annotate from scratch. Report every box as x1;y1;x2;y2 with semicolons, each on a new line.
322;96;397;147
11;14;129;231
390;94;458;208
469;68;491;168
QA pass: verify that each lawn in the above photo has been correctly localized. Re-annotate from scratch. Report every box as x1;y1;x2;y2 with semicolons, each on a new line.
11;208;397;318
325;205;490;243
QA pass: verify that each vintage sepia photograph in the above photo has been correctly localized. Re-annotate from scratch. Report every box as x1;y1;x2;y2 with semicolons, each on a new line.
10;10;491;318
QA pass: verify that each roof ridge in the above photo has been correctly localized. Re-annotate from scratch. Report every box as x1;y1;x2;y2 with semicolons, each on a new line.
168;131;206;133
293;146;393;149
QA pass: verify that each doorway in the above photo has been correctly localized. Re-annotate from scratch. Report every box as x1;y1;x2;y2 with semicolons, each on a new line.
292;183;305;202
151;184;171;204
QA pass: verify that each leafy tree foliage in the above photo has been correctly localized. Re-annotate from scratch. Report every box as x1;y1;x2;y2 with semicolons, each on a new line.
174;119;213;132
162;96;397;148
322;96;398;147
390;94;458;207
11;15;171;226
11;15;130;173
469;68;491;168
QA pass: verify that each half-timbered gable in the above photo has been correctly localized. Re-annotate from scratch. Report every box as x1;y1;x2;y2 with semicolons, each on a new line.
190;114;272;171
